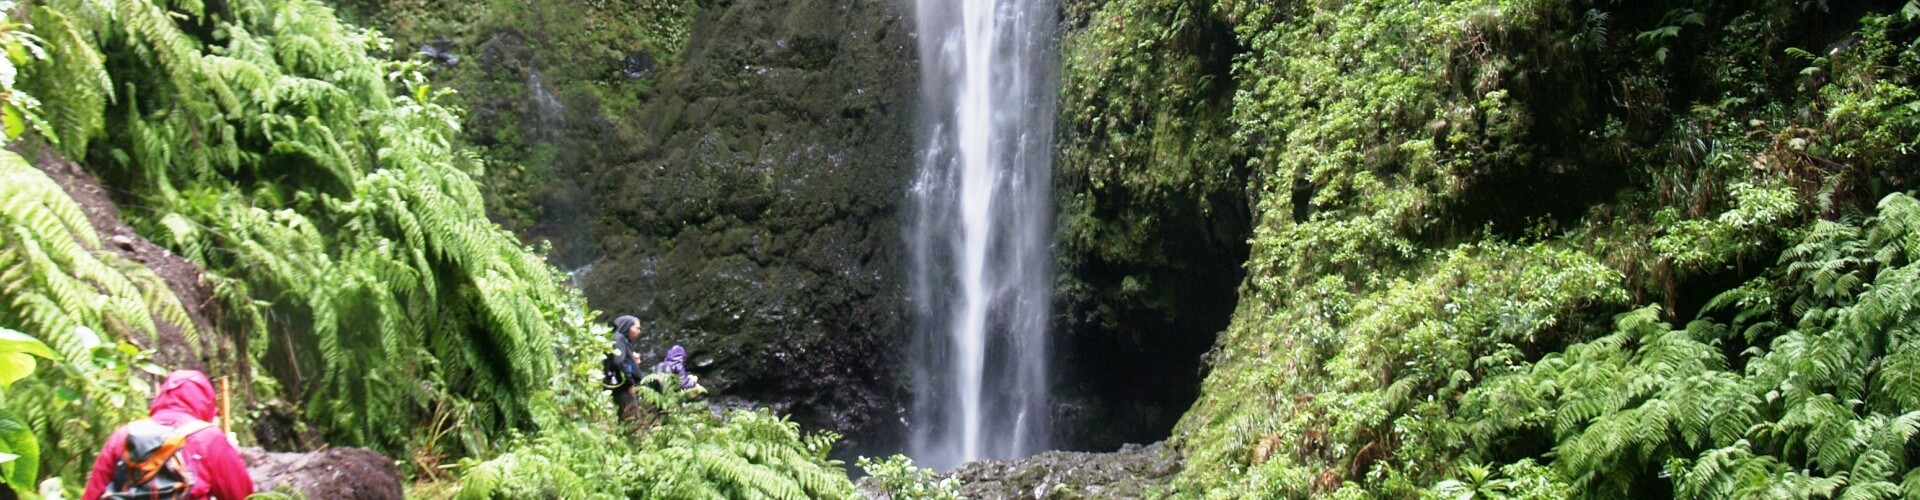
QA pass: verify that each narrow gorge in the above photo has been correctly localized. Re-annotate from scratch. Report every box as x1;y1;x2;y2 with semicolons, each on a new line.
6;0;1920;498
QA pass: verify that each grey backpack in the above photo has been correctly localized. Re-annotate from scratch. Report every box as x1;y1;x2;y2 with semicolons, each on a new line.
102;419;211;500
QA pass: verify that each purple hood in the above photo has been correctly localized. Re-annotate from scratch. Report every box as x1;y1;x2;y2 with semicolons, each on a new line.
653;345;694;388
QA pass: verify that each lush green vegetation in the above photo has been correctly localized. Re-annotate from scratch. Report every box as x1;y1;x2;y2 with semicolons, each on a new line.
0;0;857;497
22;0;574;466
1458;193;1920;496
11;0;1920;497
449;335;857;499
1149;0;1920;497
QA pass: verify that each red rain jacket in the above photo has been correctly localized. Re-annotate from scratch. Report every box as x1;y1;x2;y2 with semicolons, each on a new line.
82;370;254;500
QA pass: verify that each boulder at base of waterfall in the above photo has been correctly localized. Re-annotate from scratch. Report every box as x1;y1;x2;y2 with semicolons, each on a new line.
241;447;402;500
946;442;1183;499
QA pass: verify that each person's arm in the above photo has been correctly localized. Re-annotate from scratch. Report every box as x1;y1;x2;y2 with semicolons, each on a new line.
613;337;642;379
81;428;126;500
624;353;645;380
193;431;254;500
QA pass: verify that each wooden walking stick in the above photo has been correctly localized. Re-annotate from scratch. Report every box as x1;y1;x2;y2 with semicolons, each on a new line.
220;376;231;434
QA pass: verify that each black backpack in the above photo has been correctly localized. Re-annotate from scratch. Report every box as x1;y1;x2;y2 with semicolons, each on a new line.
102;419;212;500
601;351;629;390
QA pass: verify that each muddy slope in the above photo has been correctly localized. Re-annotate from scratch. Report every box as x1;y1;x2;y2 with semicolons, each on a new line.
29;146;230;373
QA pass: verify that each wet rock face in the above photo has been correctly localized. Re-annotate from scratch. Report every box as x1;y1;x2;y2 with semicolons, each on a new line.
1049;0;1250;453
583;0;917;443
944;442;1182;499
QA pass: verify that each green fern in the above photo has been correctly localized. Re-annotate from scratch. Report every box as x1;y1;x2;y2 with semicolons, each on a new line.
456;365;854;500
0;150;195;363
8;0;852;495
1462;193;1920;498
17;0;579;468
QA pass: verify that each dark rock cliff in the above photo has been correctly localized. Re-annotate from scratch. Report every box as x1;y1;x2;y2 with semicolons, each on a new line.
581;0;918;445
1049;0;1250;452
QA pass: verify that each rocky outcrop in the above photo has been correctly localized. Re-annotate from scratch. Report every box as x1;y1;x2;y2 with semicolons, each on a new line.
242;447;403;499
945;442;1182;499
582;0;918;445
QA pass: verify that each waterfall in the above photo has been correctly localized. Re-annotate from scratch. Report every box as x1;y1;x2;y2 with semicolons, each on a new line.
907;0;1058;469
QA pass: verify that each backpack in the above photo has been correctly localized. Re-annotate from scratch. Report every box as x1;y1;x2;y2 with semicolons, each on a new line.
600;351;629;390
102;419;213;500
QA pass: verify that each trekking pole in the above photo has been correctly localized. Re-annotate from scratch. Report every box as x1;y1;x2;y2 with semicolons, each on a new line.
220;376;231;434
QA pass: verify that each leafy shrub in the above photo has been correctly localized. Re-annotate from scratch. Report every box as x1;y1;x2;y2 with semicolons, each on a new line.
857;454;958;500
0;328;59;493
1428;460;1569;499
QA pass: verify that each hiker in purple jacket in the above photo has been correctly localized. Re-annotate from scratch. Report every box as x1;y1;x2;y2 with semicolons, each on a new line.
652;345;699;389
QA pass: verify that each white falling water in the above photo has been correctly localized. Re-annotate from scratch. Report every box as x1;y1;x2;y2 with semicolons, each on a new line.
907;0;1058;470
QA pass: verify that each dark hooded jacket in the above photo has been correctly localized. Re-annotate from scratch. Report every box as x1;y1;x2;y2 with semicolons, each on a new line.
610;315;644;381
84;370;253;500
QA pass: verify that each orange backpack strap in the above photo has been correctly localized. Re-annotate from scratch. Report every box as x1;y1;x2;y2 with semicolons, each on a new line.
122;420;214;485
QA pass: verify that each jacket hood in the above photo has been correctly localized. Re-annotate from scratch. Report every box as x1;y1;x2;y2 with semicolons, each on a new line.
150;370;218;421
664;345;687;364
613;315;639;339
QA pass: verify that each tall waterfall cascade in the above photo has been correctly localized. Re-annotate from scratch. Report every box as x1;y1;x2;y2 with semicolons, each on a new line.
906;0;1059;470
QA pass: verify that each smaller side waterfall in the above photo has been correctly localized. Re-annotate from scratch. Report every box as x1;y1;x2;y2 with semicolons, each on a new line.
906;0;1060;470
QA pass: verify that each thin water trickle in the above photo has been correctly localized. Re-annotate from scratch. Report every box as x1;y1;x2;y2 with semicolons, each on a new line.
527;71;564;140
907;0;1058;470
567;263;592;289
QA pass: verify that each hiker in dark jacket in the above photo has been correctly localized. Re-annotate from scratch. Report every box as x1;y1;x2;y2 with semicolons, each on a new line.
609;315;644;419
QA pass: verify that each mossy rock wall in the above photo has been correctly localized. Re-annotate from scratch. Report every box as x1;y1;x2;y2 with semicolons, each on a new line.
580;0;918;442
1050;0;1252;451
331;0;697;268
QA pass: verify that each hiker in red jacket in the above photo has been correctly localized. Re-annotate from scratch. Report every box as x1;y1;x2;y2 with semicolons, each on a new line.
82;370;254;500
